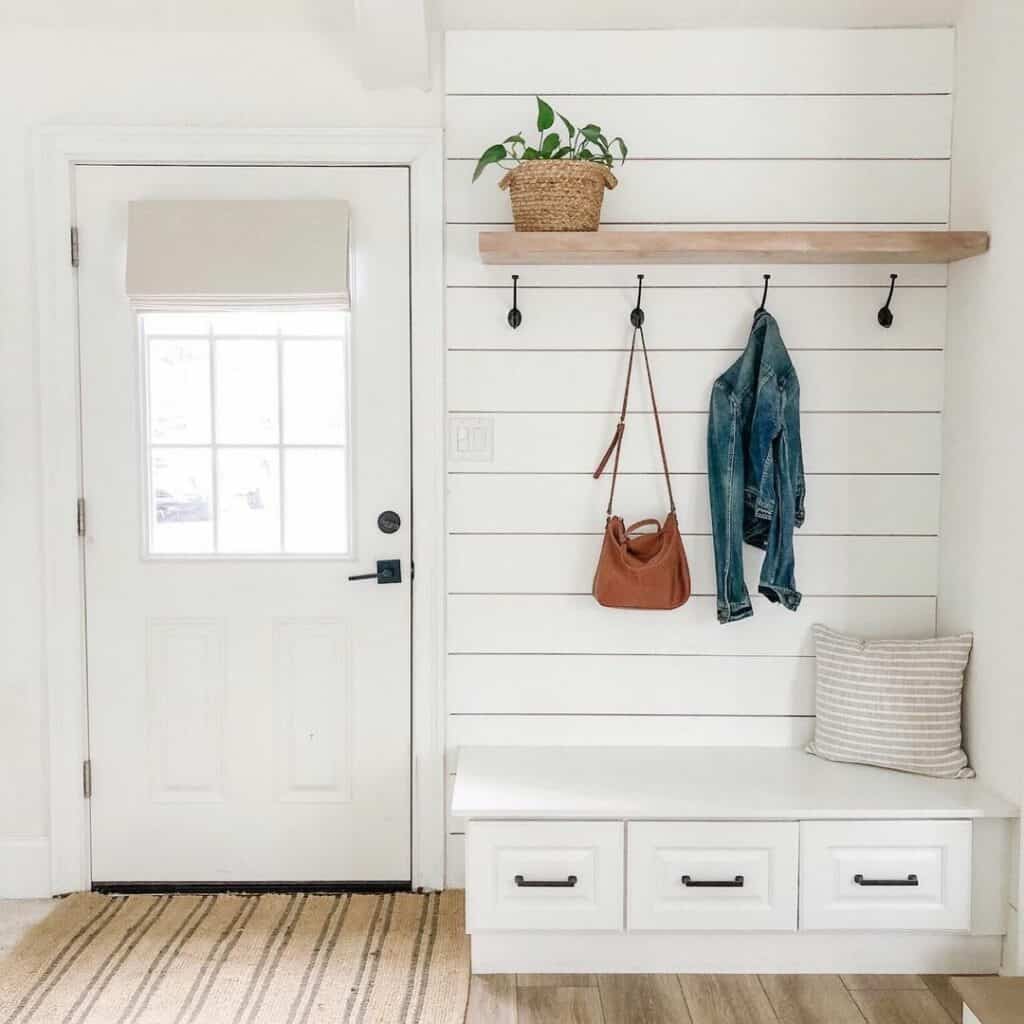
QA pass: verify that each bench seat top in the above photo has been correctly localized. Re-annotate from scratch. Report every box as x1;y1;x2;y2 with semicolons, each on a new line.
451;746;1018;821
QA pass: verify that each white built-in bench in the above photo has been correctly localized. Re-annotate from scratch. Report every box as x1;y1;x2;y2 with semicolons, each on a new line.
451;746;1018;975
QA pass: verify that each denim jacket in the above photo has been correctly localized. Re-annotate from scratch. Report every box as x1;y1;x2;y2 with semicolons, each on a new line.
707;310;805;623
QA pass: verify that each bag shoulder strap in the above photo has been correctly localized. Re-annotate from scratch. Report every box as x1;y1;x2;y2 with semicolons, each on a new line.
593;325;676;516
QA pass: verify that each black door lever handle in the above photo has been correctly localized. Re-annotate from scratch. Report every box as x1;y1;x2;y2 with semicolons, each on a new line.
348;559;401;584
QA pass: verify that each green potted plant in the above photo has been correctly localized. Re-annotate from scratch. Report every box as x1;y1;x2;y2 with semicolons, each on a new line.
472;97;628;232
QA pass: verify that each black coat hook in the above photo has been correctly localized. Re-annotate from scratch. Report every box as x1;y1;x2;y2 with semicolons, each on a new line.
507;274;522;329
878;273;898;329
630;274;645;328
756;274;771;314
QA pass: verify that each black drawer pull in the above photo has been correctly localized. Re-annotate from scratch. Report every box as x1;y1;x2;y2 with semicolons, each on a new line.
514;874;578;888
681;874;745;888
853;873;919;887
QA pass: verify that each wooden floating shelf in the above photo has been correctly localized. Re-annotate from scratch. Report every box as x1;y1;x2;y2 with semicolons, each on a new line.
478;230;990;266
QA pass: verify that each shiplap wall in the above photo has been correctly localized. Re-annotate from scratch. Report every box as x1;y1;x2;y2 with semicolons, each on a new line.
443;28;953;885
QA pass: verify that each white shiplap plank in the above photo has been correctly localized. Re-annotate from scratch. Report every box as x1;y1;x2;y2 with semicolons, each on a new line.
447;159;951;225
446;714;816;764
446;412;941;474
444;29;954;95
446;286;947;351
447;654;817;716
445;225;951;287
447;594;936;656
446;94;953;160
447;534;938;597
446;473;941;536
447;349;944;413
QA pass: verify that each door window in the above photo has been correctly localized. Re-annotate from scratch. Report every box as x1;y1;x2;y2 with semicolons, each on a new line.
142;310;351;556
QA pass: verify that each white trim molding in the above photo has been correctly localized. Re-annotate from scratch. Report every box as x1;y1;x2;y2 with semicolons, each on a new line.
470;931;1004;975
0;839;52;899
32;126;447;895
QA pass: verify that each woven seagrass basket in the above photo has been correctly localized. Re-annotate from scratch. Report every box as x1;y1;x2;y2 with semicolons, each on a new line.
498;160;618;232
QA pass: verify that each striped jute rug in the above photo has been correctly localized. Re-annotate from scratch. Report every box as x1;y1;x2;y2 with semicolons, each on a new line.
0;891;469;1024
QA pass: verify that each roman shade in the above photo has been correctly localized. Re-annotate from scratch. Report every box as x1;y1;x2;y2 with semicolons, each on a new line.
125;200;350;309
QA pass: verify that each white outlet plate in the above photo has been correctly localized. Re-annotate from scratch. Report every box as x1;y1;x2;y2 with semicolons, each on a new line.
448;415;494;463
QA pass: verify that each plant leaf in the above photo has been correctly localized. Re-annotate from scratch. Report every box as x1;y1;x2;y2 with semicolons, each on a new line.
578;147;595;160
503;133;526;146
536;97;555;132
609;136;628;161
472;144;508;182
553;146;573;159
522;147;540;160
558;113;576;140
540;132;561;157
580;124;601;142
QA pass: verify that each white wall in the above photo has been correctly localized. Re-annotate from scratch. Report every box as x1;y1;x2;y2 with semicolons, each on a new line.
443;28;955;884
938;0;1024;971
0;20;1003;904
0;28;440;896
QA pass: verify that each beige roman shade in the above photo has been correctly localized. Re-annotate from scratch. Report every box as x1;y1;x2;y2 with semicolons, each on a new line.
125;200;350;309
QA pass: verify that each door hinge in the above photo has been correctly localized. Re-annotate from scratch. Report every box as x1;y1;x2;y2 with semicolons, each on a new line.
76;497;86;537
70;226;80;268
82;759;92;799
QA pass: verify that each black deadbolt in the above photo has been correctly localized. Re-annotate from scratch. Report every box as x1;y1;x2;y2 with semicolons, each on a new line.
377;510;401;534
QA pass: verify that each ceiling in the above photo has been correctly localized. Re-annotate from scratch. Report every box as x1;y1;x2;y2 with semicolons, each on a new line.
1;0;962;31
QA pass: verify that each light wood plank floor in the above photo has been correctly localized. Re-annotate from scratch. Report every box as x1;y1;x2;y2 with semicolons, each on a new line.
465;973;969;1024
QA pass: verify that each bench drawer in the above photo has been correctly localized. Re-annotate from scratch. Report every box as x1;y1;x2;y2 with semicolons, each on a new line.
800;820;972;931
628;821;799;931
465;820;624;932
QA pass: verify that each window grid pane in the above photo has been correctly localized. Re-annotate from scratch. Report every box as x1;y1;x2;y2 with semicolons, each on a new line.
142;311;350;557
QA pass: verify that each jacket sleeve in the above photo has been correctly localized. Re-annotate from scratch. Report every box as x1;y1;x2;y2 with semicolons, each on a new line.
707;382;753;623
750;375;783;522
755;374;804;612
786;377;806;528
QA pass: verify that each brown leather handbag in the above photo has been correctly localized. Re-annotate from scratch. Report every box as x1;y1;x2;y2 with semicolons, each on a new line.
592;324;691;610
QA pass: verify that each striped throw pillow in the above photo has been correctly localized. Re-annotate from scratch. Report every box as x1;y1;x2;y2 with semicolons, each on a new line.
807;625;974;779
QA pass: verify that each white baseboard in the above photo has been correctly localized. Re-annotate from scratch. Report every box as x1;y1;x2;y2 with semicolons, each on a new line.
0;838;51;898
1002;904;1020;975
470;931;1003;975
446;835;466;888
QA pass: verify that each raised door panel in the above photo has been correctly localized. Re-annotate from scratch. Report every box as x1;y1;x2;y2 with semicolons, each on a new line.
273;619;352;803
465;820;624;932
147;618;226;803
628;821;798;931
800;820;972;931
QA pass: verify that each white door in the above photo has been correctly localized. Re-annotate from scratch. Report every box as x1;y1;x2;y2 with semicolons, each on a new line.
76;165;412;885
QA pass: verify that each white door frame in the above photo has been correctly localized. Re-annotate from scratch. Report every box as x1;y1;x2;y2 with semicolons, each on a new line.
32;126;446;894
